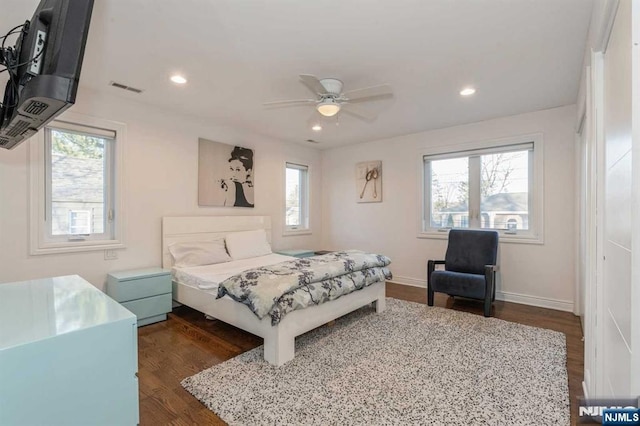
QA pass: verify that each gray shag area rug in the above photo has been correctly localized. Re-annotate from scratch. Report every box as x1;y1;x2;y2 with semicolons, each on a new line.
182;298;569;425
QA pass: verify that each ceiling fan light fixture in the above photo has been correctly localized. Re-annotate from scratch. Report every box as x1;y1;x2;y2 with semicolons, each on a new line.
317;99;341;117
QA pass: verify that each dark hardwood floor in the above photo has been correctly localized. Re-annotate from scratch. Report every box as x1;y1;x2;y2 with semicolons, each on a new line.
138;282;584;425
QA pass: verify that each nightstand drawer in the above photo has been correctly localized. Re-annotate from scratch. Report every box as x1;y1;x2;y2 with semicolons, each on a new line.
107;274;171;302
122;293;172;322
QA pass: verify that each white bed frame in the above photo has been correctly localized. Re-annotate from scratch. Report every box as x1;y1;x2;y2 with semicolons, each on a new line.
162;216;386;366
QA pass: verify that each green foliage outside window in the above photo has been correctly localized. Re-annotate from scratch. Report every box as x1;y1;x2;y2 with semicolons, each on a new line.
51;130;104;159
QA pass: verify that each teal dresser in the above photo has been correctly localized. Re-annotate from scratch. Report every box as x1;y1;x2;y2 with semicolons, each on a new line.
107;267;172;327
276;249;316;258
0;275;139;426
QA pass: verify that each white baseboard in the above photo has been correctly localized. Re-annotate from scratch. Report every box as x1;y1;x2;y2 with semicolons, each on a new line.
388;276;425;288
388;276;574;313
496;290;574;312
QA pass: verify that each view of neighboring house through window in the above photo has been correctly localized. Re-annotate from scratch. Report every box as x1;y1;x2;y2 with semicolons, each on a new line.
46;124;115;241
285;162;309;231
480;150;530;230
424;142;534;237
68;210;93;235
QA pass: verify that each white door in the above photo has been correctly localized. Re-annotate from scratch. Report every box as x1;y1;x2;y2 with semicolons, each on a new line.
601;0;633;398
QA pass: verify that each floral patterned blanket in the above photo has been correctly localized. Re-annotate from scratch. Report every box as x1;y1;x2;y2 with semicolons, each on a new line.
216;250;392;325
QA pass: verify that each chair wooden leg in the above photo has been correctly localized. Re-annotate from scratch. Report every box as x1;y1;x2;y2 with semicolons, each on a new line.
483;269;495;317
483;296;492;317
427;260;436;306
492;272;497;301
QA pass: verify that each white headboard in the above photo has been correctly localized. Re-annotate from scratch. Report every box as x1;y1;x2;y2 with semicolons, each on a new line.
161;216;272;269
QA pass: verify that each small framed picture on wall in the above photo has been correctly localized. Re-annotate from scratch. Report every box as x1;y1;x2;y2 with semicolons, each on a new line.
356;160;382;203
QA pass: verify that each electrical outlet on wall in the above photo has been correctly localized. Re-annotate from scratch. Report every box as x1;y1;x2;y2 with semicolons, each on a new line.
104;249;118;260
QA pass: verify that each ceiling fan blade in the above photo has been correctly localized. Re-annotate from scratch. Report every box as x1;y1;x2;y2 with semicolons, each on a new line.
299;74;329;96
342;105;378;122
263;99;316;107
343;84;393;103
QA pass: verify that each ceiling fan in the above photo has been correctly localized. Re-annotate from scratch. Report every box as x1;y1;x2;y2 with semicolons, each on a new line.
263;75;393;122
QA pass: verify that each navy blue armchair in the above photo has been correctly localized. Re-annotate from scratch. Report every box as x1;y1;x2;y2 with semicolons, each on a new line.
427;229;499;317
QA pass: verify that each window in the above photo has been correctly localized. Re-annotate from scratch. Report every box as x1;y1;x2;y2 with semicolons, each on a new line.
30;113;125;254
284;162;310;233
421;136;543;242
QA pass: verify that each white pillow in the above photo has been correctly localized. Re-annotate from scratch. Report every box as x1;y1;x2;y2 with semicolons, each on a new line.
225;229;272;260
168;239;231;268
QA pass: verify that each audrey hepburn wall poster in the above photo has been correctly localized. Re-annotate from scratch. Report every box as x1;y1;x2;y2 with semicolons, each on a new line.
198;138;254;207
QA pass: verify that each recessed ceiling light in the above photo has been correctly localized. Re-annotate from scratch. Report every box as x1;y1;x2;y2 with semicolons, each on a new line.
311;124;322;131
460;87;476;96
170;75;187;84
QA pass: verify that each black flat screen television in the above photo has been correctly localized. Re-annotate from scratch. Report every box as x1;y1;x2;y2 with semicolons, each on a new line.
0;0;94;150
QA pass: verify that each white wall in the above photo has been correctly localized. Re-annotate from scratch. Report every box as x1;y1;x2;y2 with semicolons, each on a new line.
0;88;323;289
321;105;576;310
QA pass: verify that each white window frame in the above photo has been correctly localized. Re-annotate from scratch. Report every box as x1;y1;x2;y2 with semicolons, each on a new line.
417;133;544;244
29;111;126;255
283;161;311;236
44;123;115;243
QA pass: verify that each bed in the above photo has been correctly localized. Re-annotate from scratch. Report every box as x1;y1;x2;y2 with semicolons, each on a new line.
162;216;388;366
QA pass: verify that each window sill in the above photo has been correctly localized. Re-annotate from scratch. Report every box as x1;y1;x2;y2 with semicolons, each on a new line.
417;231;543;245
282;229;312;237
30;241;125;256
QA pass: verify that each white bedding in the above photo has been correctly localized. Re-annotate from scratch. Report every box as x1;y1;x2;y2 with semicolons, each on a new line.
172;253;294;290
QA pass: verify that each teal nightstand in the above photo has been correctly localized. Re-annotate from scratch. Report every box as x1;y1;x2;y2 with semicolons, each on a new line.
107;268;172;327
276;249;316;258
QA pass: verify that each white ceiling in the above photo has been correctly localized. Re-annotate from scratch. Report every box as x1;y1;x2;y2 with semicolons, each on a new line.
3;0;594;148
